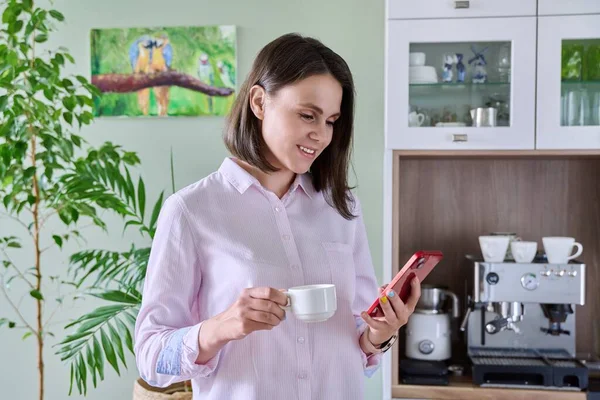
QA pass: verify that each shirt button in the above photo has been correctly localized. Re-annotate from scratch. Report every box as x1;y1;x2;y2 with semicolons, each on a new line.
274;206;281;212
282;234;290;240
291;264;299;269
298;373;307;380
297;337;305;344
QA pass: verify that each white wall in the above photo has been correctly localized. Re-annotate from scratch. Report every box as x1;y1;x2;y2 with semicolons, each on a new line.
0;0;385;398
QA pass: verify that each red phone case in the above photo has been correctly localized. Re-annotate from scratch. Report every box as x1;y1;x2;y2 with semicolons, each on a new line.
366;250;443;318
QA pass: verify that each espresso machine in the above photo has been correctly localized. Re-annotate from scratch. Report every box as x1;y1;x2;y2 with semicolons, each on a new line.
461;255;589;390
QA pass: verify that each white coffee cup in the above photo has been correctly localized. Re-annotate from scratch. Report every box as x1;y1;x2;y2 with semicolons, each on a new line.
542;237;583;264
409;52;426;66
479;236;510;262
408;111;425;127
281;284;336;323
510;241;537;263
489;232;521;260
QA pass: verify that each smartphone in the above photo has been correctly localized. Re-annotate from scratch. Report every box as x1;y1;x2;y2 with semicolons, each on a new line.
366;250;443;318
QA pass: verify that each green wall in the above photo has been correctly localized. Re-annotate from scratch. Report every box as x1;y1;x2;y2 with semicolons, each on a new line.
0;0;385;398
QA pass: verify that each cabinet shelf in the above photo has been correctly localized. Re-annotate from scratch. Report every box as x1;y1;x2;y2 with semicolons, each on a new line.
409;82;510;96
562;80;600;89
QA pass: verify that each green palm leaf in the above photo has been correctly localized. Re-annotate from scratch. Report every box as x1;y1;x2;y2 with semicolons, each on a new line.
55;294;139;395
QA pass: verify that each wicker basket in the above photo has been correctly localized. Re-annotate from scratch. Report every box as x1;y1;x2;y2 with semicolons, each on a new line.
133;378;193;400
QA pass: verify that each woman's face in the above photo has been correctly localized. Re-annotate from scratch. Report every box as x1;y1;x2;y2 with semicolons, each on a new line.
250;73;343;175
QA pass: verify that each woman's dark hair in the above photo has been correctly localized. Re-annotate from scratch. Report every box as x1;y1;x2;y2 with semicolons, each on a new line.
223;33;356;220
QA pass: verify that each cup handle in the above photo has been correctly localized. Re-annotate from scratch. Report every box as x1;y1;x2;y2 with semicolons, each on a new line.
417;113;425;126
568;242;583;261
279;290;291;311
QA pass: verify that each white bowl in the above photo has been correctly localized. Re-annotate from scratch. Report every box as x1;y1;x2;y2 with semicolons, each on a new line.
409;52;426;66
409;66;438;83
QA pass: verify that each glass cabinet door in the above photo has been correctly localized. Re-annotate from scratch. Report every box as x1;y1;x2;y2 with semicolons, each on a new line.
537;15;600;149
386;17;536;149
388;0;536;20
538;0;600;16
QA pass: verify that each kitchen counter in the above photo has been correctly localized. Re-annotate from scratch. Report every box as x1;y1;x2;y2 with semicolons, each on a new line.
392;375;587;400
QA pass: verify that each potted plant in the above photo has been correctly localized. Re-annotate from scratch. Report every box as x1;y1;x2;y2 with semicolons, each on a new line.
56;149;195;399
0;1;172;398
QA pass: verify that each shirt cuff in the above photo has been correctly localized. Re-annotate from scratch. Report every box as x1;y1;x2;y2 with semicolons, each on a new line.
155;323;221;379
355;317;383;377
182;322;221;377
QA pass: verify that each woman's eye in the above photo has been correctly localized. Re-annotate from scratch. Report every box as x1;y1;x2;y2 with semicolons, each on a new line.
326;120;335;127
300;113;314;122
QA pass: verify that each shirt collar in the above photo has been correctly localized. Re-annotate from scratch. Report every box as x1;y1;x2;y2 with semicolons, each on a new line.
219;157;315;199
294;172;315;199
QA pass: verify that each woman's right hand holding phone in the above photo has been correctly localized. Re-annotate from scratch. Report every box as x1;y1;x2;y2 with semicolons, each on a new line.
196;287;288;363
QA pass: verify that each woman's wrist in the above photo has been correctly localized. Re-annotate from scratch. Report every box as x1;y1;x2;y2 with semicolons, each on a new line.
365;327;391;346
360;326;397;355
360;327;383;355
196;318;229;364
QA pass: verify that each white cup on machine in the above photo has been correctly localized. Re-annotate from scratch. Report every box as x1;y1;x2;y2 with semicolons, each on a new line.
510;241;538;263
542;237;583;264
489;232;521;260
280;284;337;323
479;236;510;262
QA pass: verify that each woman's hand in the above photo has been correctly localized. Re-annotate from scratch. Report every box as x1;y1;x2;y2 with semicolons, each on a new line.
197;287;287;363
210;287;288;341
360;277;421;346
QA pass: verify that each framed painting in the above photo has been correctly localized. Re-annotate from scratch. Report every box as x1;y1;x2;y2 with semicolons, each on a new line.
90;25;236;117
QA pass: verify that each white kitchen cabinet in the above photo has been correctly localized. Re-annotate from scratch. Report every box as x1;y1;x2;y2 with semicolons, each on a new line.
538;0;600;16
387;0;536;20
386;17;536;150
536;15;600;149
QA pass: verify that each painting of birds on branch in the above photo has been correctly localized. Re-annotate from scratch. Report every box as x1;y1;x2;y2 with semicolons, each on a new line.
90;25;236;117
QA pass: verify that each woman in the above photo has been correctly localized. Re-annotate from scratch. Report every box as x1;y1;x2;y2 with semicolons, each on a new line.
134;33;421;399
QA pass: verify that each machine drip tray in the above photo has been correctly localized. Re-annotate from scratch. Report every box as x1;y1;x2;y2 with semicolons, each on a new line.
469;348;588;390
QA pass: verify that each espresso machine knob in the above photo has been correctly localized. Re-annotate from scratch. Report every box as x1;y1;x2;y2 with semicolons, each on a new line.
568;270;578;277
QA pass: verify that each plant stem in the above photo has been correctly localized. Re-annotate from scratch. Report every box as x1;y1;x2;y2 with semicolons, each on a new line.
0;212;33;236
32;128;44;400
43;302;61;330
39;203;66;229
0;273;36;333
170;147;176;194
28;11;44;399
1;247;35;289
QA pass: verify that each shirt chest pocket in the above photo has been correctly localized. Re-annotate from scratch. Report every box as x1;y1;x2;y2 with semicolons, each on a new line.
322;242;356;308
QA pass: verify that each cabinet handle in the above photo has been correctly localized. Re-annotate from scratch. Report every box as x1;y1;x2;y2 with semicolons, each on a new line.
452;134;468;142
454;0;470;9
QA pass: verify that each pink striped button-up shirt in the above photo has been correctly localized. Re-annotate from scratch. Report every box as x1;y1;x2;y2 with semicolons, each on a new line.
134;157;381;400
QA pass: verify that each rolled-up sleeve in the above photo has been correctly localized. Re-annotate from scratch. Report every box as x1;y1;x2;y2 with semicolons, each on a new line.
350;198;383;377
134;194;221;388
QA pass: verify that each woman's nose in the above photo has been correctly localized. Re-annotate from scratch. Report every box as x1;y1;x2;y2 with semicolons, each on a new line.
309;123;329;142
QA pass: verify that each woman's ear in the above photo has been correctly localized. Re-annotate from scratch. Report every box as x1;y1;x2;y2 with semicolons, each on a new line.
249;85;266;120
